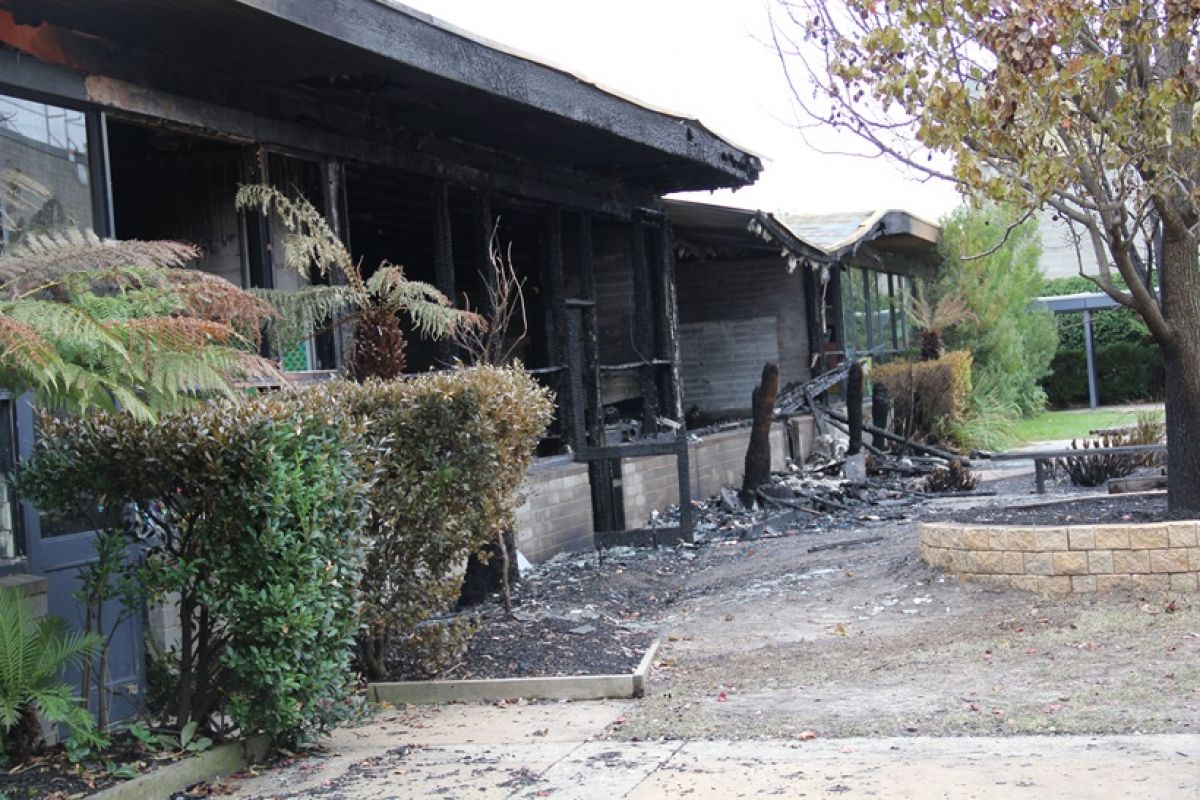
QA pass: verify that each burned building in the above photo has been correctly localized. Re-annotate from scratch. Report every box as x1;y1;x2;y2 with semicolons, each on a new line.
667;200;941;422
0;0;767;709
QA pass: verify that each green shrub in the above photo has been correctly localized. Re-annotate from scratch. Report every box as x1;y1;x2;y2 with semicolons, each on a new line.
340;367;554;679
873;350;973;446
1042;343;1163;407
18;390;370;746
0;587;102;762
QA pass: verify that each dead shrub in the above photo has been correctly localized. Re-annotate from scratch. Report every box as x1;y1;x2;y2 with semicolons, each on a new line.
872;351;973;446
924;459;979;493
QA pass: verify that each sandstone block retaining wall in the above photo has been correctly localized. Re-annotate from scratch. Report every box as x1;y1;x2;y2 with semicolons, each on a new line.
919;520;1200;593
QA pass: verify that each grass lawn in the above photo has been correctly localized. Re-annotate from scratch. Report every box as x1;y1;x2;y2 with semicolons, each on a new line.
1013;406;1162;444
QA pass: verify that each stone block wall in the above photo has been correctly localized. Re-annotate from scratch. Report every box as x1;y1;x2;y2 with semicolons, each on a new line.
920;520;1200;593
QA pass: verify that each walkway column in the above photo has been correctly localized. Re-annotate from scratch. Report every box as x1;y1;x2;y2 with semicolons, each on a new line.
1083;309;1098;409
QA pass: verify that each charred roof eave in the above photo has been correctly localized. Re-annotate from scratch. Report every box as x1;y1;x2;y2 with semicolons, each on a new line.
0;0;761;195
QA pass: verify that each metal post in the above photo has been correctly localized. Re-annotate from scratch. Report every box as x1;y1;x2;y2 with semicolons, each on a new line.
1083;309;1098;409
1035;458;1046;494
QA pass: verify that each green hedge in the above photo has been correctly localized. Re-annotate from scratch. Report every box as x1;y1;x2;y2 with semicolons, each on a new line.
1042;342;1164;406
20;389;370;746
18;366;553;741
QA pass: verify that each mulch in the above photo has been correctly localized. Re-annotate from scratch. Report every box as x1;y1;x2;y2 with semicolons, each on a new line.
929;493;1196;526
385;546;690;682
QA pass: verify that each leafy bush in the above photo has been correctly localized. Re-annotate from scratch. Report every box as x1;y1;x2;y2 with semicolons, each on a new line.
340;367;553;679
1042;343;1164;407
873;351;973;446
18;390;370;746
0;587;102;762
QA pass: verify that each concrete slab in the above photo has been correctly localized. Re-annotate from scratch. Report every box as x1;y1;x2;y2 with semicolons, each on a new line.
228;701;1199;799
528;740;683;799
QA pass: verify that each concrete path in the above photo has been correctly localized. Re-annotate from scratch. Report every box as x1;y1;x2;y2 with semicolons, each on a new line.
229;702;1200;799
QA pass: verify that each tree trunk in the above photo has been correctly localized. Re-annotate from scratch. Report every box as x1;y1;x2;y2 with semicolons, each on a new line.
846;361;863;456
458;530;520;608
741;363;780;505
1160;226;1200;512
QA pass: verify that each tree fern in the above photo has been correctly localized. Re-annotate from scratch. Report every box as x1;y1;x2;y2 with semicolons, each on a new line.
0;587;101;760
236;185;482;376
0;229;280;419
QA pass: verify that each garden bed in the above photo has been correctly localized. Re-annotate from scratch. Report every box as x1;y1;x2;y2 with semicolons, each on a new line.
389;613;653;681
0;735;188;799
930;493;1182;526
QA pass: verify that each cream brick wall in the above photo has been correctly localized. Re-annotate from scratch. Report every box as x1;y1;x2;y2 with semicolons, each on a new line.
919;521;1200;594
514;457;594;563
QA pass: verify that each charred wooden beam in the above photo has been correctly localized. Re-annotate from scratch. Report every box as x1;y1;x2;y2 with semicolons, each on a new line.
630;214;659;432
0;47;653;219
655;220;683;421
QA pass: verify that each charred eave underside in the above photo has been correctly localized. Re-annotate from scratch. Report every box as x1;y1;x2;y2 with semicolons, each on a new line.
0;0;760;199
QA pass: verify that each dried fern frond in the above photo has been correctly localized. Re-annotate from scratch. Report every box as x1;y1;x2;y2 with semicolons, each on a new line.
234;185;362;293
369;266;483;339
0;229;199;299
164;269;277;343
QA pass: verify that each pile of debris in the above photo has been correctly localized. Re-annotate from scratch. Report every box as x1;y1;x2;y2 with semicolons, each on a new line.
650;460;927;544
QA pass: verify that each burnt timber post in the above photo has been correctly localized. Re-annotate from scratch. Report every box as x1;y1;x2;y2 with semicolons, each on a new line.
475;191;495;317
847;360;864;456
432;181;456;364
871;380;891;451
655;219;684;421
542;207;570;445
630;213;659;433
577;213;617;532
741;362;780;505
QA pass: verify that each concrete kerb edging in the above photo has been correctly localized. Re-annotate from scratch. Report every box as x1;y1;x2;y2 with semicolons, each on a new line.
90;733;271;800
919;514;1200;594
369;638;662;705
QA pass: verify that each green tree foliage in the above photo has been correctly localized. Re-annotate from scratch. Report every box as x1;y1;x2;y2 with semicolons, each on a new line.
772;0;1200;508
0;230;279;419
0;587;102;762
936;205;1058;416
343;367;554;679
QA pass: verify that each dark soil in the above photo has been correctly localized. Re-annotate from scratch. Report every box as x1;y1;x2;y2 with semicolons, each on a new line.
0;735;180;799
930;492;1195;526
448;615;650;679
386;549;678;681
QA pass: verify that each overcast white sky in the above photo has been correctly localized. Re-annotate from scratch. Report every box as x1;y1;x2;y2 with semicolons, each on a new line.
398;0;962;222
